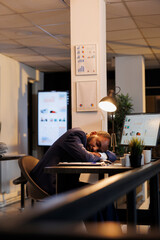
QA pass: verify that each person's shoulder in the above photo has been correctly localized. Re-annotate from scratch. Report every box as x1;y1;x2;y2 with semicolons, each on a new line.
71;127;82;131
69;127;84;134
68;128;86;139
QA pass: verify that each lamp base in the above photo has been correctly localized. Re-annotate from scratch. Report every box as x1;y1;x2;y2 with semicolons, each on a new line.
111;133;117;153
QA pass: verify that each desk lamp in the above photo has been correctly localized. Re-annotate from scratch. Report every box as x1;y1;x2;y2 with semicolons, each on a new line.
98;89;118;152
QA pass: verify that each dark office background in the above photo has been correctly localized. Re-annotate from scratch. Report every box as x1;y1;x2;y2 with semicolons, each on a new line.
43;68;160;114
107;69;160;113
42;69;160;133
27;69;160;155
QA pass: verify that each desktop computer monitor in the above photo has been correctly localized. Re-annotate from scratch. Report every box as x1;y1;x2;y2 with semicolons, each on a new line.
120;113;160;147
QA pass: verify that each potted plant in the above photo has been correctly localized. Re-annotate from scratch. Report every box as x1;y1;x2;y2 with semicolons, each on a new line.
129;137;144;168
108;93;133;156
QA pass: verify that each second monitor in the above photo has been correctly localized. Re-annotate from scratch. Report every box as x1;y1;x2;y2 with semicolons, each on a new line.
120;113;160;147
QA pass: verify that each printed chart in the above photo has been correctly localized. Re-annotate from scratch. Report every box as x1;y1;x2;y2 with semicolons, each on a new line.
75;44;97;75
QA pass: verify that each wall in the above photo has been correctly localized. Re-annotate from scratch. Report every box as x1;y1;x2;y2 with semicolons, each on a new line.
70;0;107;133
115;56;146;113
0;53;43;206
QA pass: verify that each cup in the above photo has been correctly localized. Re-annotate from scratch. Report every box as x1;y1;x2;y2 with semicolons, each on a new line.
120;157;125;167
124;153;131;167
143;150;151;164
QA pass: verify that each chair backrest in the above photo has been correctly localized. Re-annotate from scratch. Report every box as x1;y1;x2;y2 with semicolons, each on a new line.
18;156;49;200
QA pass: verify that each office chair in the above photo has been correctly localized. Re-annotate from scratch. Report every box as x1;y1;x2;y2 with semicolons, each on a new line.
18;156;49;206
13;175;27;209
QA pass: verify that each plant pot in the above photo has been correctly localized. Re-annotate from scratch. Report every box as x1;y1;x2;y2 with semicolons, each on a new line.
129;154;142;168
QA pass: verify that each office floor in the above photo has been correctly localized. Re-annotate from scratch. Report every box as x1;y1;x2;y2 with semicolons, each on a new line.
0;198;32;218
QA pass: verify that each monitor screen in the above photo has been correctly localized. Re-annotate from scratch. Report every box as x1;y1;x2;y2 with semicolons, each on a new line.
120;113;160;147
38;91;69;146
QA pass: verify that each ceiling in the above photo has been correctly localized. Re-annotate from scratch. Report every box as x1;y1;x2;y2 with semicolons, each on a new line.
0;0;159;72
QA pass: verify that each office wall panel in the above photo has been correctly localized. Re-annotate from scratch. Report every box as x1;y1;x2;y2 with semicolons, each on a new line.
0;54;43;200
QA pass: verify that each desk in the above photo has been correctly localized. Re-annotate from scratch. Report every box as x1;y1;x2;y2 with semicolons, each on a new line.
45;161;160;227
45;163;131;193
0;154;25;161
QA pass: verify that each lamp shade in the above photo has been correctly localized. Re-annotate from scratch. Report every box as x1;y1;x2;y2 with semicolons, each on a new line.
98;90;117;112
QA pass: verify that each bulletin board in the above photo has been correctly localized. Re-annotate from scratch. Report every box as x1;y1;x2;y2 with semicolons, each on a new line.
76;81;97;112
75;44;97;75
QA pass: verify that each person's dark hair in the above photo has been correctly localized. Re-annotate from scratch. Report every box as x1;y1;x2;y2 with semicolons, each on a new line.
87;131;111;150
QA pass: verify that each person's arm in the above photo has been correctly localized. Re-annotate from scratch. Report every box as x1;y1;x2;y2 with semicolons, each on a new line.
62;135;100;162
93;151;117;162
106;150;117;162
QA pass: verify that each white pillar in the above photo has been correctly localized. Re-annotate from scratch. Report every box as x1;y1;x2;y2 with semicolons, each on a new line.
115;56;146;113
70;0;107;133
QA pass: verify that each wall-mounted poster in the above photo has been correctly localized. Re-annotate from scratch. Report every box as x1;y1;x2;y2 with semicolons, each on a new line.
75;44;97;75
76;81;97;112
